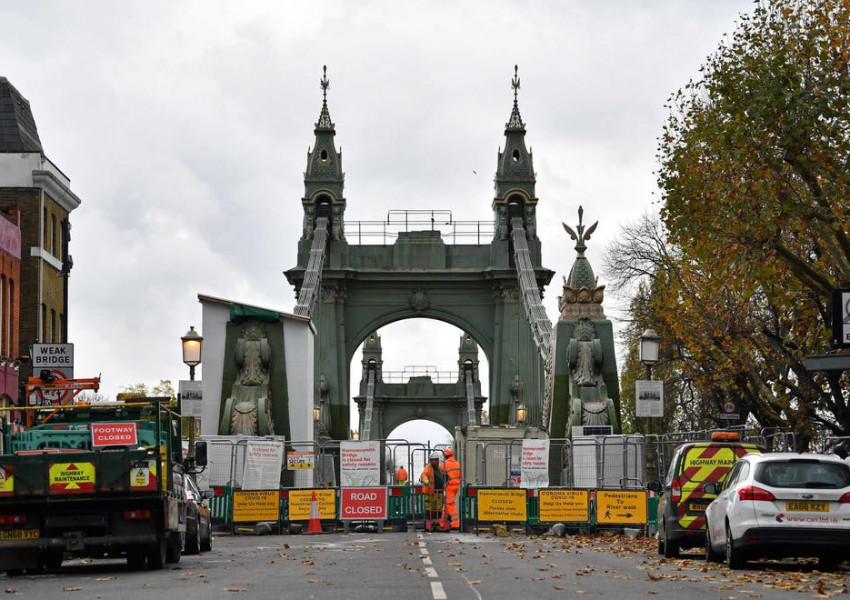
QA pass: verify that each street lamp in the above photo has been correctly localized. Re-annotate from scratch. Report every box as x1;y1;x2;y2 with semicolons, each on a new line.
181;326;203;380
181;326;203;473
639;328;661;379
516;403;527;426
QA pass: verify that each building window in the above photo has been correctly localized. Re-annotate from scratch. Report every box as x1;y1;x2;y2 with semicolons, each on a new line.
42;208;48;250
51;309;56;344
51;214;57;256
41;304;47;343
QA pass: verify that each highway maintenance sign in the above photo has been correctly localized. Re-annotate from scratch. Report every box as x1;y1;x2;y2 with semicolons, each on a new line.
49;462;95;494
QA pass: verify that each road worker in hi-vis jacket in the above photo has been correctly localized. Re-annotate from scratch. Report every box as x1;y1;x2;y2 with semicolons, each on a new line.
441;448;462;530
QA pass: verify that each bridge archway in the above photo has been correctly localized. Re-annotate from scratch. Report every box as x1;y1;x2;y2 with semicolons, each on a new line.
350;320;490;440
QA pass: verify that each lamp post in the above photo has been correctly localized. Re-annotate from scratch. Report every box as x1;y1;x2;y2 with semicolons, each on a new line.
181;326;203;472
639;328;661;481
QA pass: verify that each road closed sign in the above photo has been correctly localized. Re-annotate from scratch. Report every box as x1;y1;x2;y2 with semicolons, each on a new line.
477;489;527;522
340;487;387;520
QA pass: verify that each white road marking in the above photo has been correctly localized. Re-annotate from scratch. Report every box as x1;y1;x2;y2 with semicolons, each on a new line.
419;532;448;600
431;582;447;600
461;573;484;600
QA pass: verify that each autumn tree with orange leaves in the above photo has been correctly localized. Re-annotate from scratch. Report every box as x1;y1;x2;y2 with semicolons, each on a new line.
608;0;850;451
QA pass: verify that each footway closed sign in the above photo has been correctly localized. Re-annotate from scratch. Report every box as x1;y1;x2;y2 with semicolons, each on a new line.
339;487;387;520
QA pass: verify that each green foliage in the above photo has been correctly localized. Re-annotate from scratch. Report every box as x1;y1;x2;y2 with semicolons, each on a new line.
616;0;850;450
119;380;176;402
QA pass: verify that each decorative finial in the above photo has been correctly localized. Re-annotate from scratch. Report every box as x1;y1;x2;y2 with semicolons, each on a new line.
320;65;329;102
506;65;525;131
562;205;598;257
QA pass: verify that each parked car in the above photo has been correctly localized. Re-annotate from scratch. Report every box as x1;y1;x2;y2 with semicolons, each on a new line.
653;432;764;558
704;452;850;569
184;476;212;554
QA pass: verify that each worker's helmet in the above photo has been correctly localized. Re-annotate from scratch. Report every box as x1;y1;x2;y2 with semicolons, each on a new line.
429;451;442;460
443;448;453;457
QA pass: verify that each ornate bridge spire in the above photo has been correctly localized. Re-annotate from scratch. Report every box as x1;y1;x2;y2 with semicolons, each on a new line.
560;206;605;319
506;64;525;131
316;65;334;132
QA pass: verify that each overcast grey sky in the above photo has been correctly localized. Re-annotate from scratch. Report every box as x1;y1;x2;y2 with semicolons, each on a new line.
2;1;751;434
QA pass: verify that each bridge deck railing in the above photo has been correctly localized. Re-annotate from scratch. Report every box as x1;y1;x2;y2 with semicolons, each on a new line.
343;218;495;245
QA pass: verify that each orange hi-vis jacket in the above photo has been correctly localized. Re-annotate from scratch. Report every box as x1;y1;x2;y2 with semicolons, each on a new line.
443;456;461;489
420;463;444;495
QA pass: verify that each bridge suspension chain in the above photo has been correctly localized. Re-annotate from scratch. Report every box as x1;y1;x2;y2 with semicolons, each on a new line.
510;218;552;362
361;368;377;441
293;217;330;318
464;368;477;427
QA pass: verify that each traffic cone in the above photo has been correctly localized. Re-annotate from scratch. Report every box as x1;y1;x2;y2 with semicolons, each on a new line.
307;491;322;534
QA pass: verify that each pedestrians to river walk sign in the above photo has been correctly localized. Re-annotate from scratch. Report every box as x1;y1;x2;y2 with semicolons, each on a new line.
595;490;647;525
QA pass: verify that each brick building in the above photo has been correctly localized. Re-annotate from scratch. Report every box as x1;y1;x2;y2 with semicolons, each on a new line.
0;77;80;399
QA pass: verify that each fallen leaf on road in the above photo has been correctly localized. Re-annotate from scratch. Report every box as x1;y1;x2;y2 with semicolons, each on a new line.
647;573;663;581
307;579;324;584
223;588;247;593
62;587;82;592
467;579;483;585
94;577;115;581
302;560;314;566
4;589;15;594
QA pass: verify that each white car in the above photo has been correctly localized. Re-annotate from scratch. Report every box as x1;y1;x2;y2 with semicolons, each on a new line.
704;453;850;569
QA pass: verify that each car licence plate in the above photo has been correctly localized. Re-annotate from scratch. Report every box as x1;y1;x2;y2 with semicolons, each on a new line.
1;529;39;541
786;501;828;512
689;500;710;512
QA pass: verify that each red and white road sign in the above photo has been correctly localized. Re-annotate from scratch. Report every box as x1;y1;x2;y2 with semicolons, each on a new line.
340;487;387;520
91;423;138;448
